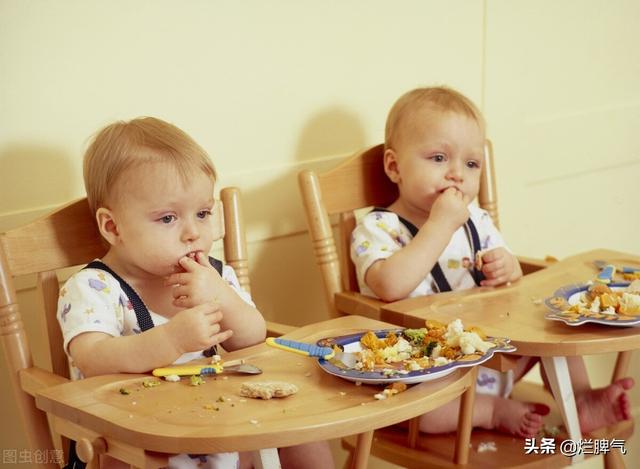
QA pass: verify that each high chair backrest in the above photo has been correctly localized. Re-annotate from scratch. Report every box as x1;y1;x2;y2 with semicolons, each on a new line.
298;140;498;317
0;187;249;463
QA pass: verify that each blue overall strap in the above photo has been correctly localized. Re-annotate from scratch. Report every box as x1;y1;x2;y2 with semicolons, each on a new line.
463;218;486;286
203;257;223;357
371;208;452;293
208;256;223;276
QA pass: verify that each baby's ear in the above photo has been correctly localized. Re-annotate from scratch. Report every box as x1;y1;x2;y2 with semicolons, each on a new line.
383;148;401;183
96;207;119;245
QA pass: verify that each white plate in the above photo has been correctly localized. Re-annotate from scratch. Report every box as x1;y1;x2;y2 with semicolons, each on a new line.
316;329;515;385
544;282;640;327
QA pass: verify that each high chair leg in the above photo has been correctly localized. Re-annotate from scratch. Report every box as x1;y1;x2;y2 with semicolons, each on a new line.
454;366;477;465
351;431;373;469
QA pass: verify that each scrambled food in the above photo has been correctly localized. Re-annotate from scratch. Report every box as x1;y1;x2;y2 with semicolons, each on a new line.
354;319;496;375
622;272;640;281
374;382;407;400
553;280;640;320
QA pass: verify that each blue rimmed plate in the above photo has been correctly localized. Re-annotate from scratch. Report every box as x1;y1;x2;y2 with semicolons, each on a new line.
544;282;640;327
315;329;516;385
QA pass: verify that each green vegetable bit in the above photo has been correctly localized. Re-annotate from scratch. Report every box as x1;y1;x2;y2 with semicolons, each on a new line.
142;379;161;388
190;375;205;386
119;387;130;395
403;328;427;345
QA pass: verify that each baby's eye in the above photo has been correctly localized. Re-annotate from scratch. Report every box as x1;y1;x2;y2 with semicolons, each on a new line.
466;160;481;169
197;210;212;219
160;215;176;224
430;154;446;162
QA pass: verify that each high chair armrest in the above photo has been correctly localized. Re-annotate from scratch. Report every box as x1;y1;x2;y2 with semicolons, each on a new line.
266;320;296;337
518;255;558;275
335;291;386;320
19;366;69;397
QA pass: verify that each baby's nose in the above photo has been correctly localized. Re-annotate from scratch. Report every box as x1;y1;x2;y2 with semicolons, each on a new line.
447;163;463;181
181;221;200;242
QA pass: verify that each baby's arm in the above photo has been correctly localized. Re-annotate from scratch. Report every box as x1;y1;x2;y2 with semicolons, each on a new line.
165;254;266;351
480;247;523;286
68;302;231;377
366;188;469;301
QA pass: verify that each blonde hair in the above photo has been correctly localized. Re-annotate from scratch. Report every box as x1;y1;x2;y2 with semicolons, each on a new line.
384;86;485;151
83;117;216;214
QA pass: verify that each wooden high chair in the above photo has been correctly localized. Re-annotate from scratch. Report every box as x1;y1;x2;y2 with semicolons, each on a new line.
298;140;552;321
298;142;571;468
0;187;288;468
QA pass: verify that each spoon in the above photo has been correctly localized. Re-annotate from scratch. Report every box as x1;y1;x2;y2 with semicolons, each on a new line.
593;260;640;274
266;337;358;368
152;361;262;377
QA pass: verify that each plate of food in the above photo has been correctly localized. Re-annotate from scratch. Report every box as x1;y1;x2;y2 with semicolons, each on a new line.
544;280;640;327
315;319;516;385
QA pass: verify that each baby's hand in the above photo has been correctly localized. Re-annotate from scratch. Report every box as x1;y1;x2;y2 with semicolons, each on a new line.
429;187;469;231
166;302;233;354
479;247;518;287
166;252;226;308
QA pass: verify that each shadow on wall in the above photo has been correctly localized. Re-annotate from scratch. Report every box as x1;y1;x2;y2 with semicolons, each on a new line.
0;144;77;228
243;107;367;327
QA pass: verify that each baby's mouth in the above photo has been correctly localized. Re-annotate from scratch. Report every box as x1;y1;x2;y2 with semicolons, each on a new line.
186;250;202;260
172;251;203;272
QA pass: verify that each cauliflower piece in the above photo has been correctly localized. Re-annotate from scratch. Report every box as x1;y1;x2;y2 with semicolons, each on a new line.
444;319;464;347
433;357;451;366
380;337;412;363
395;337;412;354
406;360;422;371
459;331;494;355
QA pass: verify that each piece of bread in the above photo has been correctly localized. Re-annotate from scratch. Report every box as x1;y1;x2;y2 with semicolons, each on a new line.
240;381;299;400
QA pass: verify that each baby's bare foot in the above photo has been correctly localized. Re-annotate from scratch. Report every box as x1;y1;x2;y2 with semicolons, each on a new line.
493;399;550;438
577;377;634;433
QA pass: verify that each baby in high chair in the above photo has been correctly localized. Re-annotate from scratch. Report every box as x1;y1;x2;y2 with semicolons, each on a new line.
57;117;332;468
350;86;634;437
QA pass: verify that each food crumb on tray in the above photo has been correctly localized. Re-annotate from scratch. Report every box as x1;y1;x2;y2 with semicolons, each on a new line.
142;379;161;388
240;381;299;400
374;382;407;400
477;441;497;453
190;375;206;386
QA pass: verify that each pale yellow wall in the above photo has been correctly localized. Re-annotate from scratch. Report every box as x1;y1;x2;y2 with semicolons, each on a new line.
1;1;638;466
484;0;640;258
